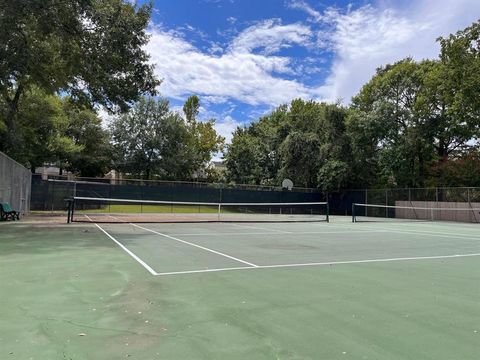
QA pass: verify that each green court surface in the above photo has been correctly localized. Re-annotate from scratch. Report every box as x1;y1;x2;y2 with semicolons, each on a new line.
1;217;480;359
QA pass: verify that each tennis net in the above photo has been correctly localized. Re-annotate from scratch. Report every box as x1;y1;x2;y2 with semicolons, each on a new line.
67;197;329;223
352;203;480;223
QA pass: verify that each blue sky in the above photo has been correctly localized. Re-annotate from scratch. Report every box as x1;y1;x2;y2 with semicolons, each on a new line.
138;0;480;145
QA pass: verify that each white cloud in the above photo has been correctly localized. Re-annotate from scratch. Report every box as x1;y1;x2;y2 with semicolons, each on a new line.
287;0;323;22
226;16;237;24
202;95;230;104
145;0;480;148
211;115;242;161
208;42;224;54
146;21;322;106
214;115;241;144
229;19;312;54
317;0;480;102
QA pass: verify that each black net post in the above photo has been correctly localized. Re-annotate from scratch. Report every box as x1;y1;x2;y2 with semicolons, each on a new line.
352;203;356;222
65;198;74;223
326;202;330;223
66;199;71;223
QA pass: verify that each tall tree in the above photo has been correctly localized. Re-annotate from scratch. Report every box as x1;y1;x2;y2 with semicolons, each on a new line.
225;105;290;185
224;128;265;184
350;59;435;187
182;95;224;176
350;43;480;187
0;0;159;152
110;96;223;180
437;20;480;132
63;102;112;177
4;88;82;170
183;95;200;124
278;131;321;188
110;97;187;179
225;99;353;189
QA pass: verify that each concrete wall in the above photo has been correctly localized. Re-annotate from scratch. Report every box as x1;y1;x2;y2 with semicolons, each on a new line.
395;201;480;223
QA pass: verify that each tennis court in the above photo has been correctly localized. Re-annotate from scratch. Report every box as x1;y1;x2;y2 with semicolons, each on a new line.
1;214;480;359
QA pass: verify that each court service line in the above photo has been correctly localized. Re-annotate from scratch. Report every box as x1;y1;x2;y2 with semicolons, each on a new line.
172;230;389;236
154;252;480;276
89;220;158;276
130;223;259;267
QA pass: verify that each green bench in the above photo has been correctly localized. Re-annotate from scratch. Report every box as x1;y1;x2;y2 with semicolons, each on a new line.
0;202;20;221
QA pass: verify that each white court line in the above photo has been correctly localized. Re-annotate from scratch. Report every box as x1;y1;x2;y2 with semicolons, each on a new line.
228;223;292;233
171;230;389;236
369;221;480;232
350;218;480;229
106;214;258;267
155;252;480;276
130;223;259;267
87;217;158;276
154;266;254;275
355;225;480;241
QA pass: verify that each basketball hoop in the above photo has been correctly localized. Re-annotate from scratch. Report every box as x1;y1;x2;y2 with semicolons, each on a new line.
282;178;294;191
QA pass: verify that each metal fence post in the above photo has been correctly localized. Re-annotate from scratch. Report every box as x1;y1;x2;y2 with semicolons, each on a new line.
365;189;368;216
51;179;55;214
385;189;388;217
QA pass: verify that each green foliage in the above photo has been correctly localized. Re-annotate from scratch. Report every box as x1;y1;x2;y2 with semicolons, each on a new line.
437;21;480;125
345;109;381;188
226;19;480;191
10;88;82;169
110;96;224;180
350;58;469;187
110;97;186;179
225;99;352;188
0;0;158;109
429;150;480;187
349;22;480;188
224;105;291;185
0;0;159;151
0;89;113;175
183;95;200;124
0;12;478;190
190;120;224;170
317;160;350;191
63;103;112;177
224;128;265;184
183;96;225;175
279;132;321;188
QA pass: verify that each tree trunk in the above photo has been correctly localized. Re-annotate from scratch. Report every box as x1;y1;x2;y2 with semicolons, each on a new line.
417;148;425;187
4;105;17;151
437;140;449;160
436;138;449;185
145;163;151;180
2;85;23;151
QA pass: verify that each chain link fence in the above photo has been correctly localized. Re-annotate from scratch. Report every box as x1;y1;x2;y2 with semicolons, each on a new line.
29;172;480;218
0;151;31;215
30;174;325;213
328;187;480;215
